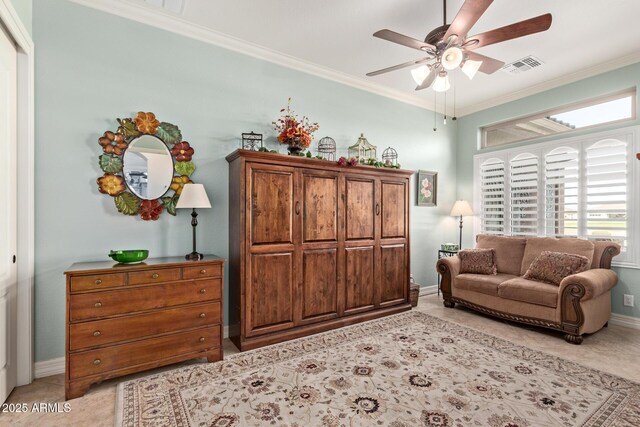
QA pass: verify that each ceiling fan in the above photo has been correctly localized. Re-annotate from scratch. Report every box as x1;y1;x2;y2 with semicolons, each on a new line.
366;0;552;92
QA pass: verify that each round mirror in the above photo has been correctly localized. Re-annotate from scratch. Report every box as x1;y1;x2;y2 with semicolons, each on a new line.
123;134;173;200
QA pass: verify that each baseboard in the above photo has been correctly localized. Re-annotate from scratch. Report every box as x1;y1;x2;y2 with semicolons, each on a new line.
34;357;65;378
610;313;640;330
419;285;438;296
34;327;233;379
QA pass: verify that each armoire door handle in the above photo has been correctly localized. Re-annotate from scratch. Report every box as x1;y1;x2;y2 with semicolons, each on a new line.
295;201;300;215
376;203;380;216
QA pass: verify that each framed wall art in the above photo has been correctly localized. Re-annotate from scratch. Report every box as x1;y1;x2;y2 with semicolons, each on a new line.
417;170;437;206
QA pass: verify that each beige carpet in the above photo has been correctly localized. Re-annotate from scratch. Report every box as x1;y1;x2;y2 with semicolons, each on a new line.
116;311;640;426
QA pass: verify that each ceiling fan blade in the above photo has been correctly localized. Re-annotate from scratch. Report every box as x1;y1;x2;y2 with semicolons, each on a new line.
466;51;504;74
415;67;438;91
366;57;432;77
443;0;494;42
373;29;436;52
465;13;552;49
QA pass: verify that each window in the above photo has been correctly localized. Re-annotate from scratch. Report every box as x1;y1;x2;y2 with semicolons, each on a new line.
474;126;639;267
481;89;636;148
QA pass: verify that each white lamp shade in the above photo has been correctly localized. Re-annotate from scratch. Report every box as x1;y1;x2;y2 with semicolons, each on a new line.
442;47;463;70
176;183;212;209
461;59;482;80
450;200;473;217
411;65;430;85
432;72;450;92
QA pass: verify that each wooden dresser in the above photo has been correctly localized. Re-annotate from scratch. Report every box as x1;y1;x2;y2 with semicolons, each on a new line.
64;255;224;400
227;149;412;351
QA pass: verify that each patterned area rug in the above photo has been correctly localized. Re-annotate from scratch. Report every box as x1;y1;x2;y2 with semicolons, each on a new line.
116;311;640;426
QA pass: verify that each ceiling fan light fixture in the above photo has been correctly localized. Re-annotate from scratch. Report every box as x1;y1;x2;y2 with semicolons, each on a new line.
433;70;450;92
461;59;482;80
441;46;463;70
410;65;431;85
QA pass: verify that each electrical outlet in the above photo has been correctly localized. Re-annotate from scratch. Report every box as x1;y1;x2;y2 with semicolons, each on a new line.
624;294;634;307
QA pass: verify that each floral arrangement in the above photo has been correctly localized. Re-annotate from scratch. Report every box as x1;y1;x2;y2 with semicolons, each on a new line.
272;98;319;149
96;111;197;221
337;156;401;169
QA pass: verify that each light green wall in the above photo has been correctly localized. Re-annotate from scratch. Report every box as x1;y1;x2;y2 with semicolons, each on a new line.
33;0;458;361
9;0;31;35
457;62;640;319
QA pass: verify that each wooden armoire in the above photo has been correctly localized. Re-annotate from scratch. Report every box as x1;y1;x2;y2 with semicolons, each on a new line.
226;149;412;351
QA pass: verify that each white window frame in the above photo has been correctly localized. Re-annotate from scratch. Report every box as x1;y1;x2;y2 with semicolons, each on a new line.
480;88;637;149
473;125;640;268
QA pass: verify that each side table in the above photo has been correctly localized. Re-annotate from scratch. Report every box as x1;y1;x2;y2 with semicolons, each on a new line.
437;250;459;296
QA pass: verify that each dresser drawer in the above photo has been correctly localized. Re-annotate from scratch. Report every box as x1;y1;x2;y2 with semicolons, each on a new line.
69;326;219;379
69;302;221;351
183;263;222;280
128;268;181;285
69;278;221;321
70;273;125;292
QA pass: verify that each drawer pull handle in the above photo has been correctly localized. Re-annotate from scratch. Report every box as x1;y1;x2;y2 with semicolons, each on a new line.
199;288;206;294
93;331;101;337
94;302;102;308
95;279;102;285
93;359;101;365
199;313;206;318
152;273;159;279
199;337;205;342
200;269;207;274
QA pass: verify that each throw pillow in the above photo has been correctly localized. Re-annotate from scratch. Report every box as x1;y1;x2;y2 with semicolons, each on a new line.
459;248;497;275
523;251;590;285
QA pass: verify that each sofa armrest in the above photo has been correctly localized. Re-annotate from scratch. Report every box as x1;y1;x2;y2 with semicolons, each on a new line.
436;256;460;299
559;269;618;302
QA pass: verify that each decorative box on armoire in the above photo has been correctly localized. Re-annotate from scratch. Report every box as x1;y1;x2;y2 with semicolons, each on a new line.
64;255;224;400
226;149;412;351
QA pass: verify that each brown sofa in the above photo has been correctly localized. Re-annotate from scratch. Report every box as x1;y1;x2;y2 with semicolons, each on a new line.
436;235;621;344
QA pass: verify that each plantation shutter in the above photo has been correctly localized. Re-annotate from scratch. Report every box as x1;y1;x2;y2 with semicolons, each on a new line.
544;147;580;237
510;153;539;236
480;158;506;234
585;139;628;249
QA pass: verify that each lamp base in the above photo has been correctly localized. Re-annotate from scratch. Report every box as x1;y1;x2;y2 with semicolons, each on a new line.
185;252;204;261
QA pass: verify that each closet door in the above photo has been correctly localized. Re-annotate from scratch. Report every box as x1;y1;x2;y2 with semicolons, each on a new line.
343;174;377;315
245;163;296;337
296;169;341;325
379;178;409;307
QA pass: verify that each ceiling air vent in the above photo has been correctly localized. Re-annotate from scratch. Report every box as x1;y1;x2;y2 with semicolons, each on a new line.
502;56;544;74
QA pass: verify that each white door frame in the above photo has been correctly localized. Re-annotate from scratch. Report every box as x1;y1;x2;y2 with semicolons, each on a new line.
0;0;34;386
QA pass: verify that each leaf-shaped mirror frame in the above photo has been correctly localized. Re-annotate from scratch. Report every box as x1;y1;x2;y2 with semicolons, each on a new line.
96;111;198;221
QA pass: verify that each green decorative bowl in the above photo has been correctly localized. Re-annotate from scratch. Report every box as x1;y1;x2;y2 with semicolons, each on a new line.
108;249;149;264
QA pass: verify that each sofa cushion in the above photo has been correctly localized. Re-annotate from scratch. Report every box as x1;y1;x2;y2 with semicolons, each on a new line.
498;277;560;308
456;273;518;297
524;251;590;285
476;234;527;276
459;248;497;275
520;237;595;276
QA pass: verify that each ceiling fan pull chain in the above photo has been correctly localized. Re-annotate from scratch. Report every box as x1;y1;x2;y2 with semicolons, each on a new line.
433;91;437;132
444;90;447;125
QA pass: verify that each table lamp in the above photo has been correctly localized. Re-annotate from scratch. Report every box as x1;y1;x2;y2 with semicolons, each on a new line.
450;200;473;250
176;183;211;260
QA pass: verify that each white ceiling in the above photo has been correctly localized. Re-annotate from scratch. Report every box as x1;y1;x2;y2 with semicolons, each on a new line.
79;0;640;115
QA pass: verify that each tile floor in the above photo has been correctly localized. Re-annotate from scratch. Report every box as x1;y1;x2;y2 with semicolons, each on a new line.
2;293;639;426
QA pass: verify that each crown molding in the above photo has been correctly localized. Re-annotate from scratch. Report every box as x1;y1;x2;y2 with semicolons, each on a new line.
68;0;437;112
457;52;640;117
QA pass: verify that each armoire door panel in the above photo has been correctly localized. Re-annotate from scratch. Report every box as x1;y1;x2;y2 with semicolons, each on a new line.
345;247;375;312
302;249;338;321
345;177;375;240
248;252;294;336
303;172;338;243
380;244;407;305
381;181;407;239
250;167;294;245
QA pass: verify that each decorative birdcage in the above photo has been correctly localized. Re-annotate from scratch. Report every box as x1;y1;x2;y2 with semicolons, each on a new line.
241;131;263;151
348;133;377;162
317;136;336;161
382;147;398;166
